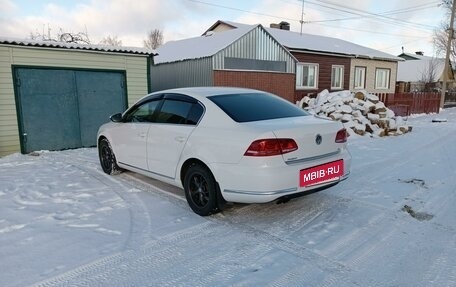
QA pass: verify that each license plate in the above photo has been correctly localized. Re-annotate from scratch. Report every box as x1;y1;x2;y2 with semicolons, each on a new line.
299;160;344;187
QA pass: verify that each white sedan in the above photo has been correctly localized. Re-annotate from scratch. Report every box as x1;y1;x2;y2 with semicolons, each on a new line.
97;87;351;216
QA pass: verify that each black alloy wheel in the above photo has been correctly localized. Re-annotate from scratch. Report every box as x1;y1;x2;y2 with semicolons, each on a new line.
98;138;122;175
184;164;220;216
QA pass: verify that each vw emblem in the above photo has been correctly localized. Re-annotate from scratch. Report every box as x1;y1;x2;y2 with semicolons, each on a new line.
315;134;322;145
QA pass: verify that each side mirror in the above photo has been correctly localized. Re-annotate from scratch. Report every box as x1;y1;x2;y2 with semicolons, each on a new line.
110;113;123;123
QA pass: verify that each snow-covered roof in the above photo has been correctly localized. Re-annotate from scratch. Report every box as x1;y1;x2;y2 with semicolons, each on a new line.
398;52;428;60
210;21;402;62
266;28;402;61
0;36;156;55
397;56;446;82
203;20;253;35
154;24;255;64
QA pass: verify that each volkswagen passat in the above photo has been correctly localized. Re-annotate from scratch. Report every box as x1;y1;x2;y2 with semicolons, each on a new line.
98;87;351;216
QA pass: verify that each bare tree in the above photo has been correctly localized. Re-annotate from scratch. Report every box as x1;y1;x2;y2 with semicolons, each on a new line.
420;58;439;92
433;23;456;60
99;35;122;46
29;25;90;44
143;29;164;49
433;1;456;61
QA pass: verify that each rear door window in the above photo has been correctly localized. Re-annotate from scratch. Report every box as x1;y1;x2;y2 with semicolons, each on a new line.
156;100;204;125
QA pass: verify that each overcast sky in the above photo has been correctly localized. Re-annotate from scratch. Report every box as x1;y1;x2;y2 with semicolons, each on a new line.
0;0;446;57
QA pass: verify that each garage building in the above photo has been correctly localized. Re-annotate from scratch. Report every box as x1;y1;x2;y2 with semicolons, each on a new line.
0;38;155;156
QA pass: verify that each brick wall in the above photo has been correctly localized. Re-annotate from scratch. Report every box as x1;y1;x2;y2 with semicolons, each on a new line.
213;70;296;102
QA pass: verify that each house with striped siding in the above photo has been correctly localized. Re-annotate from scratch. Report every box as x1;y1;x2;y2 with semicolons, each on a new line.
151;24;297;103
205;21;402;100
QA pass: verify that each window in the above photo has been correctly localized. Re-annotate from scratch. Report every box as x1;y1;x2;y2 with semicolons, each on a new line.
296;63;318;89
375;68;390;89
156;100;194;124
186;104;204;125
125;100;161;123
331;65;344;89
208;92;309;123
354;66;366;89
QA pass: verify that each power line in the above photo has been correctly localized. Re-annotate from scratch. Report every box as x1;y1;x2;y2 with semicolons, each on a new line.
308;2;440;24
309;21;429;39
278;0;439;32
185;0;299;22
305;0;438;31
185;0;434;38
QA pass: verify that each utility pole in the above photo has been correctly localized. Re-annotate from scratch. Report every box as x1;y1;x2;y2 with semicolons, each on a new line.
300;0;305;35
441;0;456;109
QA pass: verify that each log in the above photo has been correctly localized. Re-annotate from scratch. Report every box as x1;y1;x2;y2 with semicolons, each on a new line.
341;114;353;123
375;102;387;113
353;123;366;135
388;118;397;130
367;113;380;123
352;110;363;118
354;91;367;100
363;101;376;114
374;128;386;137
366;93;379;103
329;112;343;120
338;104;353;114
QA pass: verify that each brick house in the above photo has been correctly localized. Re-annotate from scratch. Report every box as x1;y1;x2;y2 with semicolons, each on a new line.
151;24;297;102
206;21;402;101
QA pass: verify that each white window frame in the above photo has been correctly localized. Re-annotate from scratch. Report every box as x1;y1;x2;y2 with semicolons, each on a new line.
354;66;366;89
331;65;344;90
375;68;390;90
296;63;319;89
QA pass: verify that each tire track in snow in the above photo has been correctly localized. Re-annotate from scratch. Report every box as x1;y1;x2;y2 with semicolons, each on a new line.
30;221;215;287
43;153;155;249
421;232;456;286
31;221;278;287
210;214;380;287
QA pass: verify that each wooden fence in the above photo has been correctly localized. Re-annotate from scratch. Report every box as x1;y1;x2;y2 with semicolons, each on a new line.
375;92;441;116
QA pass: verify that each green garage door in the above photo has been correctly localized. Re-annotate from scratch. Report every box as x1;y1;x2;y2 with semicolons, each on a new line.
14;68;127;153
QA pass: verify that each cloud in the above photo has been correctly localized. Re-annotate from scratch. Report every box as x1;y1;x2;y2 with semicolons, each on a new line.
0;0;17;15
0;0;195;46
0;0;443;56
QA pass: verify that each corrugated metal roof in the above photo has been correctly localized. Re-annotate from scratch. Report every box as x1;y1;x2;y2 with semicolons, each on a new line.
154;24;256;64
210;21;402;62
0;36;156;55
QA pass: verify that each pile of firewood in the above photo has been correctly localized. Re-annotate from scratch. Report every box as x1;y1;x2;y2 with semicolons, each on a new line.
299;90;411;137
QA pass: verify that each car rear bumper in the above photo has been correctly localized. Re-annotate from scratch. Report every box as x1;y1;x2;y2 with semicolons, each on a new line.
210;149;351;203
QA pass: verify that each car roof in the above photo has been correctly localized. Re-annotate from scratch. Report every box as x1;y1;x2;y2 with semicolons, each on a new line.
150;87;265;100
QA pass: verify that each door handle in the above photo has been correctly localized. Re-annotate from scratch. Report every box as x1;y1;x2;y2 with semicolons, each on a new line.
139;132;147;138
175;136;186;142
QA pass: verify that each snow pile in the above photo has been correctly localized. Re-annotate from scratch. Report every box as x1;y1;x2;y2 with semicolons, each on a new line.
299;90;411;137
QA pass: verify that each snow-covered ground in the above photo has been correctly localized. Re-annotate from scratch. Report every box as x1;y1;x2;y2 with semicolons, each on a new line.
1;109;456;287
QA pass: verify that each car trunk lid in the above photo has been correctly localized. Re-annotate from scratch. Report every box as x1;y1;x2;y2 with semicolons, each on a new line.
247;116;343;163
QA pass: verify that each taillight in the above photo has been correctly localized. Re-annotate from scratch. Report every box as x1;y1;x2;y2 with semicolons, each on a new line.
244;138;298;157
335;128;348;143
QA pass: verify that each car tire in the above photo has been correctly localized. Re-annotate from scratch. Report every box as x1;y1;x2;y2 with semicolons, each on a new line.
98;138;122;175
183;164;220;216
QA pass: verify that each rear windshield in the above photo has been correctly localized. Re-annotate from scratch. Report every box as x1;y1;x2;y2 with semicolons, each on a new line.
208;93;309;123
